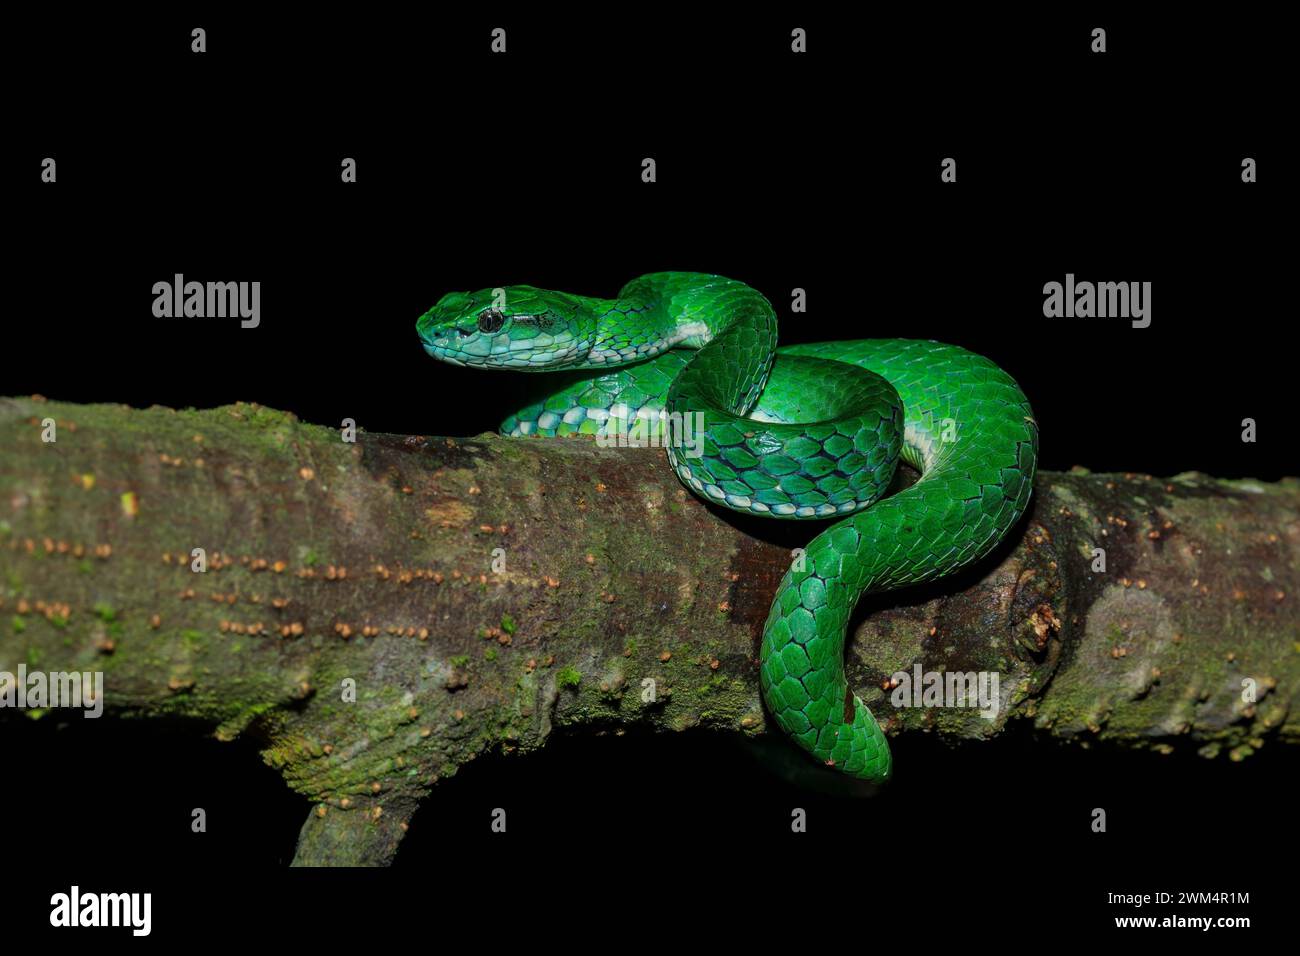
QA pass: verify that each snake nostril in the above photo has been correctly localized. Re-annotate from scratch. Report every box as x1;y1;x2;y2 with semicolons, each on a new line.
456;325;475;338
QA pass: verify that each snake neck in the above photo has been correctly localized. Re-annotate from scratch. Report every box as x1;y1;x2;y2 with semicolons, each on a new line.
580;273;773;373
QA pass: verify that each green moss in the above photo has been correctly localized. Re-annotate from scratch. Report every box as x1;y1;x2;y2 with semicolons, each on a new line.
556;666;581;689
500;613;516;635
25;646;40;666
449;655;470;667
302;548;320;567
93;602;118;623
182;629;204;646
239;403;299;435
10;616;25;634
484;648;498;662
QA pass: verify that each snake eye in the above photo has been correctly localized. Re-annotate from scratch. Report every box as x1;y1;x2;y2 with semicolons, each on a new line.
478;309;506;334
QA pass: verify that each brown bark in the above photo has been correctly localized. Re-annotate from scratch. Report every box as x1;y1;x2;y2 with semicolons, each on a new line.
1;397;1296;864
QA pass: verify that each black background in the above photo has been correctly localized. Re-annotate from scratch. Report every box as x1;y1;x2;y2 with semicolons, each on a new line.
4;6;1289;941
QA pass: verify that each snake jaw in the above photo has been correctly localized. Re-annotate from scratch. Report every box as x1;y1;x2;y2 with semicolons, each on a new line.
422;325;596;370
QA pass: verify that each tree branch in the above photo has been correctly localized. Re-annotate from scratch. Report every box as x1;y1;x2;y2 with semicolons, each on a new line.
2;397;1296;864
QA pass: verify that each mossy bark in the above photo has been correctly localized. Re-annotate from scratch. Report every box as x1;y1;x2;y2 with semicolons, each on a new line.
2;397;1297;864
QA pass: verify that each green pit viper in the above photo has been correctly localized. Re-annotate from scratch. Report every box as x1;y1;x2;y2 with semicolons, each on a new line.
417;273;1038;782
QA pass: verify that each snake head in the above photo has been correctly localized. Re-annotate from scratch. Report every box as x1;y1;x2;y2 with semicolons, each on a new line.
417;285;598;369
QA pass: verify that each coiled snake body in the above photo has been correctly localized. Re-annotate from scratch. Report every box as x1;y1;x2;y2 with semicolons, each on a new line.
418;273;1038;781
